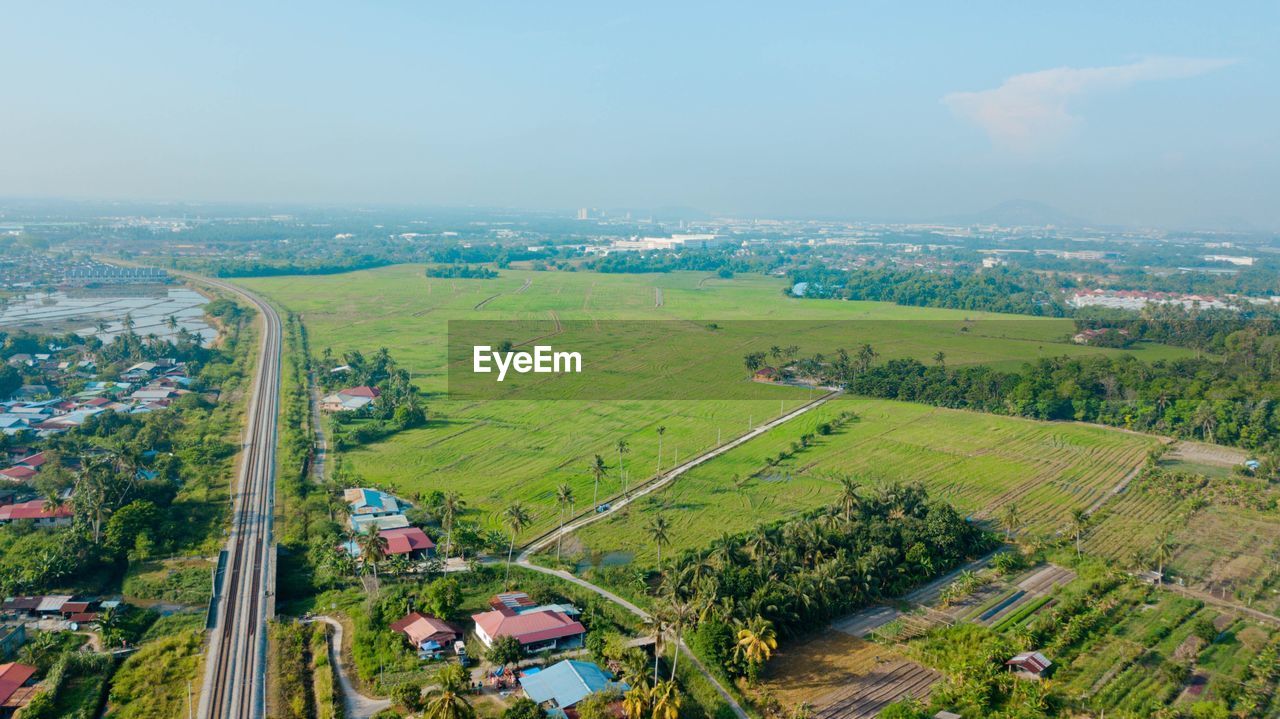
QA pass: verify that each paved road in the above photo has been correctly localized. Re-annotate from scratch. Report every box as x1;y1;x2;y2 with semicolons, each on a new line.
193;277;282;719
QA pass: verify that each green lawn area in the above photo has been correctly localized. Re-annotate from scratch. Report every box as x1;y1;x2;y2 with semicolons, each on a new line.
239;266;1184;536
571;397;1158;566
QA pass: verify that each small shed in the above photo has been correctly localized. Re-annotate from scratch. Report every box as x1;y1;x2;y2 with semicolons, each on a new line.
1006;651;1052;680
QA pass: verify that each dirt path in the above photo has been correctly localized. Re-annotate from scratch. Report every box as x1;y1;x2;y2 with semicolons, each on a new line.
474;294;501;310
514;278;532;294
305;616;391;719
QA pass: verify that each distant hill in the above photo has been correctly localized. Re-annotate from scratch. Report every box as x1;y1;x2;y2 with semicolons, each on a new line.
944;199;1090;228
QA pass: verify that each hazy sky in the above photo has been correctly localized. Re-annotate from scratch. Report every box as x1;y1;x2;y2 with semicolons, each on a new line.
2;2;1278;228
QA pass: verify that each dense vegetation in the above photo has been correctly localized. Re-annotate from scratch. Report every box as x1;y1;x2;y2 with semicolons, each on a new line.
650;482;993;681
789;266;1070;316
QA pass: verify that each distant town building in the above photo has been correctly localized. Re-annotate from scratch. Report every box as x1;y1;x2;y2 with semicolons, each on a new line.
1203;255;1255;266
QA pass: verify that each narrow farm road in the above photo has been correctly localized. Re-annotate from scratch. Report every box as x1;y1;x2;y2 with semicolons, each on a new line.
512;389;842;719
520;389;842;557
304;616;392;719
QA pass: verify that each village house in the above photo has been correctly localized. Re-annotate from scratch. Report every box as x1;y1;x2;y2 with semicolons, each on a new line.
321;386;380;412
0;500;73;527
0;662;37;718
341;526;434;559
471;592;586;653
518;659;626;716
390;612;458;657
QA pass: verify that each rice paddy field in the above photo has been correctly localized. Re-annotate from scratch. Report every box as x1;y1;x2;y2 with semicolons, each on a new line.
572;397;1158;565
238;265;1183;535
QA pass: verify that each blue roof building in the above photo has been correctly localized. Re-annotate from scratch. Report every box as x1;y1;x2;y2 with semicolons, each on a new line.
519;660;626;713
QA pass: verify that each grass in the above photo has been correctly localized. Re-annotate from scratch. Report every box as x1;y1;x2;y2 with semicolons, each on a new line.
121;558;215;606
571;397;1157;566
238;265;1185;536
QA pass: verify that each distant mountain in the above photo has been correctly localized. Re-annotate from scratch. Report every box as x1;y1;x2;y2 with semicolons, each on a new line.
944;199;1091;228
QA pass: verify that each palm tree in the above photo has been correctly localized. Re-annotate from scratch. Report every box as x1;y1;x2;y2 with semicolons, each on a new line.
734;616;778;670
1069;507;1089;556
855;343;878;373
165;314;179;331
122;313;135;333
933;350;946;369
1153;529;1176;585
663;599;694;681
440;492;465;560
999;503;1021;540
422;686;475;719
556;483;575;561
616;439;631;496
358;531;387;592
95;319;109;335
656;426;667;473
623;680;652;719
837;476;862;524
650;680;683;719
41;487;61;513
589;454;607;508
646;514;671;566
503;501;531;585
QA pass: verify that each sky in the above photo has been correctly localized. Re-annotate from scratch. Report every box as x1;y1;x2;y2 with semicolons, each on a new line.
1;2;1278;229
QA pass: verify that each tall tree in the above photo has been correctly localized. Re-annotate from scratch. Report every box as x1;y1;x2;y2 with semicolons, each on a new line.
646;514;671;566
616;439;631;496
656;426;666;475
556;483;575;561
1069;507;1089;557
440;492;465;560
503;501;531;585
589;454;608;508
999;503;1021;540
359;531;387;592
1153;528;1176;585
734;616;778;673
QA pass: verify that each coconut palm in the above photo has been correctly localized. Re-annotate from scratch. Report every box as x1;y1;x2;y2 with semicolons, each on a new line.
422;686;475;719
623;680;652;719
616;439;631;496
646;514;671;566
656;426;666;473
1069;507;1089;557
1153;528;1176;585
837;476;862;524
358;531;387;591
662;599;695;680
440;491;465;559
165;314;179;331
589;454;608;508
555;483;575;561
650;680;683;719
933;350;946;369
734;616;778;668
999;503;1021;540
503;501;531;585
122;313;135;333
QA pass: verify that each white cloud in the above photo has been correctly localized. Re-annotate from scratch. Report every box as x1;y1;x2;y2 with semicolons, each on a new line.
943;57;1235;153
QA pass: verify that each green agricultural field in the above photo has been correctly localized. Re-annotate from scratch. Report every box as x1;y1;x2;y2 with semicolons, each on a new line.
571;397;1158;565
239;266;1181;535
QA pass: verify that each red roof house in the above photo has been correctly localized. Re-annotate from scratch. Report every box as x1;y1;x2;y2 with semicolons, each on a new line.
472;608;586;652
13;453;46;470
380;527;435;557
0;500;73;526
0;467;36;483
390;612;457;651
0;663;37;711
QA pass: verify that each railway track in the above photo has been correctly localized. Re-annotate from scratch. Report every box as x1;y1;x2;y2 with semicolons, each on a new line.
193;277;282;719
